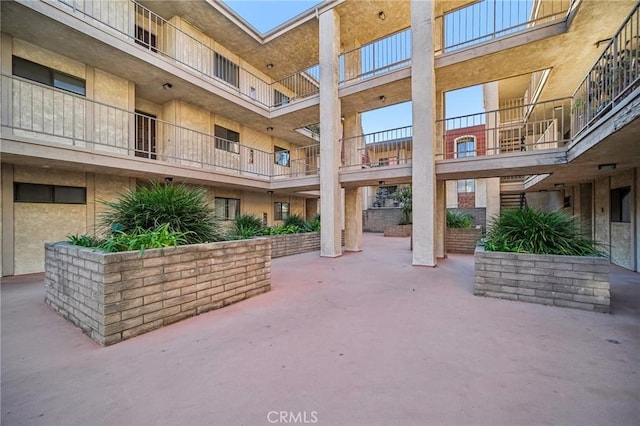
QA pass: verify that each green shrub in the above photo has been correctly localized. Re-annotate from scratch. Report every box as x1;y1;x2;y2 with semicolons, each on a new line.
235;214;264;231
393;185;412;225
264;224;300;235
100;181;223;244
97;223;190;254
283;214;307;232
446;211;474;228
228;214;264;239
483;208;601;256
306;213;321;232
67;234;101;248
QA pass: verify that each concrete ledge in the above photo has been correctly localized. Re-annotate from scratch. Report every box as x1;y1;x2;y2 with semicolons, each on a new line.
446;227;482;254
44;239;271;345
474;246;610;313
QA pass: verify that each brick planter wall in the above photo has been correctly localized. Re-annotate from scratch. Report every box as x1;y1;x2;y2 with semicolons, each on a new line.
384;225;412;237
446;227;483;254
44;238;271;345
474;247;610;313
267;232;320;258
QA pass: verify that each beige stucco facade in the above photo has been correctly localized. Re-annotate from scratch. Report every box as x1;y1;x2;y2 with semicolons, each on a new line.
0;0;639;274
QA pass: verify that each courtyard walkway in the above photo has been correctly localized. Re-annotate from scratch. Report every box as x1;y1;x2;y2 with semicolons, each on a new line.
1;233;639;426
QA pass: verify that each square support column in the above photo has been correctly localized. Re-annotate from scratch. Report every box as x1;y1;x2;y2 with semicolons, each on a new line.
319;9;342;257
344;187;363;251
411;0;437;266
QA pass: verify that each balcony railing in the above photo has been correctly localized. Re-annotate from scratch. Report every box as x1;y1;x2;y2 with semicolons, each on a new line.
339;28;412;84
341;126;413;169
438;97;572;159
436;0;574;53
1;74;321;180
572;1;640;137
52;0;319;108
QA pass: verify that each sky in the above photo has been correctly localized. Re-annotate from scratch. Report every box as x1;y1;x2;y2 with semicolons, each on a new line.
223;0;485;135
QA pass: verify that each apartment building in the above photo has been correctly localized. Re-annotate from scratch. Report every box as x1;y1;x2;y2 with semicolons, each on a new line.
1;0;639;276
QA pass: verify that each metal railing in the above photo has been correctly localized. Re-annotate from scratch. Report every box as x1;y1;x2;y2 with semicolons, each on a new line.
341;126;413;169
438;97;572;159
339;28;412;84
52;0;318;108
273;144;321;178
1;74;308;179
572;1;640;137
367;195;399;209
436;0;573;53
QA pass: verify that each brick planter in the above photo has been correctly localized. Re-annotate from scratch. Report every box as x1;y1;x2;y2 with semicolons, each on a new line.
44;238;271;345
266;232;320;258
474;247;610;313
384;225;412;237
446;227;482;254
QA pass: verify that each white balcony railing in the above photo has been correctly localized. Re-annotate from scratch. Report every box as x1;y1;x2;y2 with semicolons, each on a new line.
341;126;413;169
437;97;572;159
52;0;319;108
339;28;412;84
436;0;574;53
1;74;321;179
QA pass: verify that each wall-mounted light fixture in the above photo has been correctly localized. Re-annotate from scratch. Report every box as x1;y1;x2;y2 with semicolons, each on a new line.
378;11;386;20
266;126;274;132
162;82;173;90
379;95;386;102
164;177;174;184
266;63;274;69
598;163;617;170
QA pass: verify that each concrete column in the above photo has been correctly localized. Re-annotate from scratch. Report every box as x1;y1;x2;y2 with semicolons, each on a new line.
411;0;437;266
1;33;13;128
635;168;639;271
344;188;363;251
436;179;446;258
482;82;501;223
485;177;501;224
1;164;14;276
319;9;342;257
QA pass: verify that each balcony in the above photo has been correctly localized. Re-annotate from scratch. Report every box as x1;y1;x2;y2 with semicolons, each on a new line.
435;0;575;54
0;74;320;184
571;2;640;137
50;0;319;109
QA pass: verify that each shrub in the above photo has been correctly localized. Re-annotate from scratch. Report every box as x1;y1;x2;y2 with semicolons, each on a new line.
229;214;264;239
306;213;321;232
98;223;190;254
283;214;307;232
100;181;223;244
264;224;299;235
446;211;474;228
393;185;412;225
483;208;601;256
67;234;101;248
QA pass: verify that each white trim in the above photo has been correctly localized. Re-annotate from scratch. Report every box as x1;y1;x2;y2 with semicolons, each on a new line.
454;135;476;159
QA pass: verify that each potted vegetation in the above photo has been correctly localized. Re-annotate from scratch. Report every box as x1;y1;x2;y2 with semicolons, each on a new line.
475;208;610;313
45;181;272;345
384;185;412;237
445;211;481;254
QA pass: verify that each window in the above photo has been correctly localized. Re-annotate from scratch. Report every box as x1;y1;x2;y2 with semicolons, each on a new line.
457;179;475;193
274;146;290;167
214;125;240;154
135;111;157;159
214;53;239;88
14;183;86;204
456;136;475;158
214;197;240;220
13;56;86;96
274;202;290;221
273;89;290;107
135;25;157;52
611;186;631;223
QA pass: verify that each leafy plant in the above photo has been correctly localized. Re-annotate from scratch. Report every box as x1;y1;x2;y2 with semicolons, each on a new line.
306;213;321;232
283;214;307;232
393;185;412;225
264;224;300;235
446;211;474;228
100;181;223;244
67;234;102;248
228;214;264;239
483;208;602;256
98;223;190;254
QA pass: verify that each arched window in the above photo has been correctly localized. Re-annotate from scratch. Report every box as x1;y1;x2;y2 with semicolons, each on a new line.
455;136;476;158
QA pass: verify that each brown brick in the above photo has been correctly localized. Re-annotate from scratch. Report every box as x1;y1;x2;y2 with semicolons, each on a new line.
143;306;181;323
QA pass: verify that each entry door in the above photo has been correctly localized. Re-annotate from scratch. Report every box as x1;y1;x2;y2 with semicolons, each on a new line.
135;111;157;159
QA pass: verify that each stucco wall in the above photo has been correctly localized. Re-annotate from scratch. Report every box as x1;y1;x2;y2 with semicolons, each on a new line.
594;177;611;259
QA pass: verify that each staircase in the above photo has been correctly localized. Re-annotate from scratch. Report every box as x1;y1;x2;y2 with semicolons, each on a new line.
501;193;527;210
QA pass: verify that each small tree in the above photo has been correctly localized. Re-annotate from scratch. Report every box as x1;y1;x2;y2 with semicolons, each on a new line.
393;185;412;225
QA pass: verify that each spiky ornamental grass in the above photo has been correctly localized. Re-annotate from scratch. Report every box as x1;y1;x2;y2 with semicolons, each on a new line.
100;181;224;245
483;208;602;256
446;211;474;228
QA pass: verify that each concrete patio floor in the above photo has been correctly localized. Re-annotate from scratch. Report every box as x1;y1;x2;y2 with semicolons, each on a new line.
1;233;639;426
